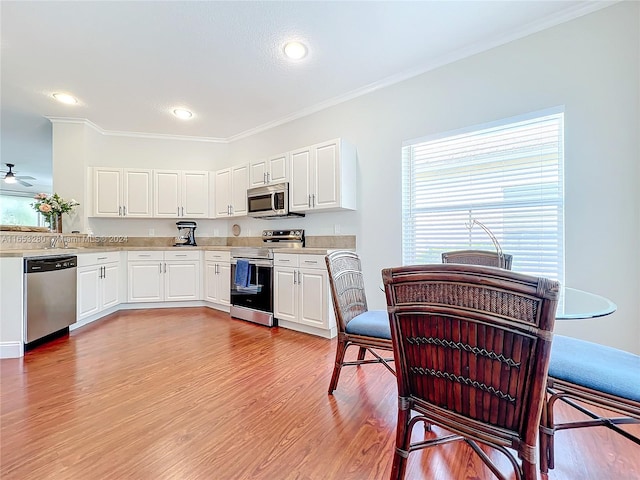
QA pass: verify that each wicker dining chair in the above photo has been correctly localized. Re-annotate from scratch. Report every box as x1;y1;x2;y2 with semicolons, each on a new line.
325;250;394;394
539;335;640;473
382;263;559;480
442;250;513;270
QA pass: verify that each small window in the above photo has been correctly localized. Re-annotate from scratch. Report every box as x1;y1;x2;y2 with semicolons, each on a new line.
0;193;41;226
402;108;565;283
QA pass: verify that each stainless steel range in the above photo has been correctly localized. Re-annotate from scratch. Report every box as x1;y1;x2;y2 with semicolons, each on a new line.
230;229;304;327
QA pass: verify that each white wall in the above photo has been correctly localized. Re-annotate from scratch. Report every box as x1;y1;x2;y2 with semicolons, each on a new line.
228;3;640;353
51;3;639;352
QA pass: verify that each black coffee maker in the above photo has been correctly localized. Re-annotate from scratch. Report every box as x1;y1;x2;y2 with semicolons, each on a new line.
174;221;197;246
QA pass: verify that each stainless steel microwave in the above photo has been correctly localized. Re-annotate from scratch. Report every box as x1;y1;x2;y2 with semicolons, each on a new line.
247;182;304;219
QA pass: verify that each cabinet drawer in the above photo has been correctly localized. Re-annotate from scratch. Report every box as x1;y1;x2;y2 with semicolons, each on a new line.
204;250;230;262
164;250;200;261
274;253;299;267
128;251;163;261
77;251;121;267
298;254;326;269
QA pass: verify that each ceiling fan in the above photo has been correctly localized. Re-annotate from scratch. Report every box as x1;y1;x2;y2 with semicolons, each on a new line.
2;163;35;187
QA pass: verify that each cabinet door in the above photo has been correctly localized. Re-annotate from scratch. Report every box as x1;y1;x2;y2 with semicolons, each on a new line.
94;168;122;217
123;169;152;217
214;168;231;217
290;148;312;212
154;170;181;217
204;262;218;303
249;159;268;188
165;261;199;301
268;153;289;184
77;265;100;319
217;263;231;306
313;140;340;210
230;164;248;216
274;267;297;323
101;263;120;309
128;262;163;302
298;268;328;329
182;171;209;218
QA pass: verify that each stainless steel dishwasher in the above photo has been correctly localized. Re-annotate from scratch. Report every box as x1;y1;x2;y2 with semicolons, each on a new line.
24;255;77;347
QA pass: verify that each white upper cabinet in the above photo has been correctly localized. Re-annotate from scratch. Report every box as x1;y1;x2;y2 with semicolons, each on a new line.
290;139;356;213
153;170;209;218
212;164;248;218
249;153;289;187
93;168;152;217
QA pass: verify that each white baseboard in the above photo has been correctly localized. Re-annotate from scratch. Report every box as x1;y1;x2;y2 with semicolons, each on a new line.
276;319;336;339
0;341;24;359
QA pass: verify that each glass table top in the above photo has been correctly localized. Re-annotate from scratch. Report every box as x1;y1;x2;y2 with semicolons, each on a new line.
555;286;617;320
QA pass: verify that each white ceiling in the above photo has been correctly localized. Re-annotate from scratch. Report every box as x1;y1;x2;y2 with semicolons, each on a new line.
0;0;612;193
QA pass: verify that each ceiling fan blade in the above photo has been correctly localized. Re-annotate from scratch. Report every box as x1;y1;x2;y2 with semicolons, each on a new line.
16;175;36;180
17;178;33;187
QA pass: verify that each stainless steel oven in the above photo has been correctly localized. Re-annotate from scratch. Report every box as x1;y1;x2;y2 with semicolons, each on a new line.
230;248;274;327
230;230;304;327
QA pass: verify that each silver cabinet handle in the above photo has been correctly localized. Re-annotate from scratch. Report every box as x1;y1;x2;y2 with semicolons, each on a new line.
308;195;311;207
279;259;290;262
312;194;315;208
163;262;167;273
123;205;126;216
159;263;162;273
138;254;151;257
119;206;122;216
97;256;107;260
297;270;301;286
181;207;184;216
178;207;180;216
98;266;102;279
102;266;106;278
267;172;270;183
263;172;267;184
293;270;297;285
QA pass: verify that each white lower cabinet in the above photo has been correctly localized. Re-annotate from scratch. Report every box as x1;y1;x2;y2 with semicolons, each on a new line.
77;252;121;321
274;253;335;338
204;251;231;307
128;250;200;302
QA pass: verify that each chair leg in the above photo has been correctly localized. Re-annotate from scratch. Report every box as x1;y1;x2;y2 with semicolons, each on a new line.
357;346;366;361
522;459;536;480
539;397;551;474
328;338;348;394
390;405;411;480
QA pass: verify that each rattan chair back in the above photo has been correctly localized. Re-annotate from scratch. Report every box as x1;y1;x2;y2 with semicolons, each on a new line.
326;250;368;331
383;263;559;480
442;249;513;270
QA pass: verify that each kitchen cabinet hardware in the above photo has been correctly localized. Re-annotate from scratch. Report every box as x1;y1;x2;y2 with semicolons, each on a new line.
97;257;107;260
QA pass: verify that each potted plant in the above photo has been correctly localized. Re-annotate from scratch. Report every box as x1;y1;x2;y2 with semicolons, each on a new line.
31;193;79;233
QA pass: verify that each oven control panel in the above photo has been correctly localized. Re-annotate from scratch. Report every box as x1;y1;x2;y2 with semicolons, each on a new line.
262;229;304;245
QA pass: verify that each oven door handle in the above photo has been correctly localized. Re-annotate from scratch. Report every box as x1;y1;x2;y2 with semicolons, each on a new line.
231;258;273;268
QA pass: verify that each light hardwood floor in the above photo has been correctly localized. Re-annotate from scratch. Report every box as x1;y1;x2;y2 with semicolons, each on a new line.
1;307;638;479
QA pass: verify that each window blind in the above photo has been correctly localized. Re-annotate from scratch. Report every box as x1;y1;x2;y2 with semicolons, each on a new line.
402;110;564;283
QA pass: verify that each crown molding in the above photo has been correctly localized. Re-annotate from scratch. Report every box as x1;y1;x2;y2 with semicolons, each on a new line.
45;117;228;143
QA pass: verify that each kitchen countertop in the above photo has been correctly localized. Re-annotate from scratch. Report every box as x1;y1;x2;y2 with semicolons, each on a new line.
0;245;335;258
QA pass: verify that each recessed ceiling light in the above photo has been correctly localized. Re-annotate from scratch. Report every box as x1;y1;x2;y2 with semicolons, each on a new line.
52;93;78;105
173;108;193;120
283;41;308;60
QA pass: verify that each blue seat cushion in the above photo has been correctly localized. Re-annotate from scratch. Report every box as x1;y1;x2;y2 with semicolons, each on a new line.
549;334;640;402
345;310;391;340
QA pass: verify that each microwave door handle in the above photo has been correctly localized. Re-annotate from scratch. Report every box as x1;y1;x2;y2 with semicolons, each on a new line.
272;193;277;212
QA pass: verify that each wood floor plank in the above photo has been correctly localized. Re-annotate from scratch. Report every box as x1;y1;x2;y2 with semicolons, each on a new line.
1;307;638;479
